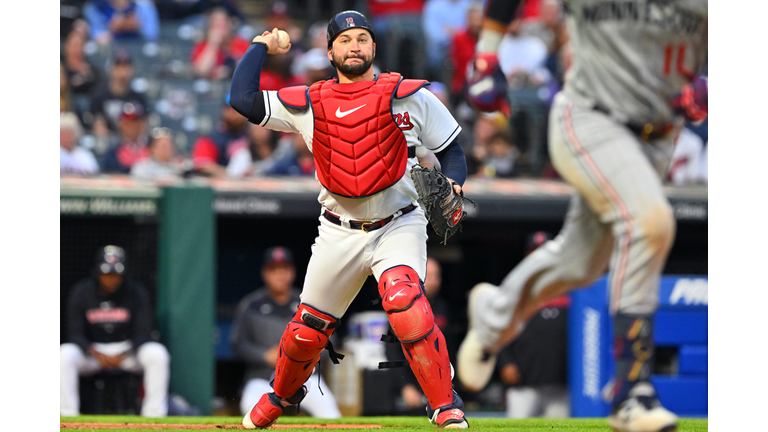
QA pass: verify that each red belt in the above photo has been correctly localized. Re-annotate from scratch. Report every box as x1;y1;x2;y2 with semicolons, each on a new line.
322;204;417;233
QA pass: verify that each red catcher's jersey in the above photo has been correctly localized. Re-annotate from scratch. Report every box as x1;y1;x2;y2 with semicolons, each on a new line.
308;73;409;198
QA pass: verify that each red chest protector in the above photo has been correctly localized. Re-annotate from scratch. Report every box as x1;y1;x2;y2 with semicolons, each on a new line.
277;73;428;198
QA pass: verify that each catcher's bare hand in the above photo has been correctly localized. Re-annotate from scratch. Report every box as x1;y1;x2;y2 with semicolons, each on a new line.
252;28;292;55
451;181;462;195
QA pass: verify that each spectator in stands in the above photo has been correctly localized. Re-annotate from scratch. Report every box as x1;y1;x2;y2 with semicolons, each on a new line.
89;50;148;136
153;0;244;22
61;112;100;175
190;7;250;80
61;245;170;417
61;1;87;39
260;51;295;90
83;0;160;45
481;131;519;178
422;0;473;80
61;62;73;113
383;257;452;415
304;20;329;51
230;247;342;419
226;123;279;179
254;4;302;89
131;127;187;181
264;1;304;51
467;112;509;177
497;17;554;89
62;23;102;96
519;0;568;93
449;2;484;99
497;231;570;419
367;0;427;79
268;133;315;177
667;124;708;185
291;48;335;86
514;0;565;50
102;102;150;173
191;100;248;177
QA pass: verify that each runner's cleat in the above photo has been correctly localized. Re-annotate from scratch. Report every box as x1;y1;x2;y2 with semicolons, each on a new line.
457;283;505;392
608;383;678;432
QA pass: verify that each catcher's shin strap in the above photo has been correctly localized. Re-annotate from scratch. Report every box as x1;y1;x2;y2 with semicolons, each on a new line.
322;204;417;232
378;329;409;369
592;104;673;141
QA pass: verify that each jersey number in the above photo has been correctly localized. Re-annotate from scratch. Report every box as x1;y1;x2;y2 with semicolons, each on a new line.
394;112;414;130
663;43;694;81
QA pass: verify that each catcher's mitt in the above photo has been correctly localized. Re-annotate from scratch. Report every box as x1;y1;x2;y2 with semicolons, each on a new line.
411;164;471;244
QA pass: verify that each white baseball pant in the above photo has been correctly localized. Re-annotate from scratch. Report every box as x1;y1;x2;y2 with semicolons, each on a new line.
484;90;678;338
60;341;170;417
299;207;428;318
505;385;569;418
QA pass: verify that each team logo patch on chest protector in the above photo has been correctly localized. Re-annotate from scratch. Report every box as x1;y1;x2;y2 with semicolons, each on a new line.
309;73;409;198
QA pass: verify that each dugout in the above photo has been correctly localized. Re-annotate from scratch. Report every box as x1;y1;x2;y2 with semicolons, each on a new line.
60;176;707;416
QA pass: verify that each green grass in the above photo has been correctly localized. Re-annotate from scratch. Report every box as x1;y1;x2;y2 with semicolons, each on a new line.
60;415;708;431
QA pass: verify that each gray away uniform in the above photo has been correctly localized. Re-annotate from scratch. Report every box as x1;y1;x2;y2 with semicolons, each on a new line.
490;0;707;332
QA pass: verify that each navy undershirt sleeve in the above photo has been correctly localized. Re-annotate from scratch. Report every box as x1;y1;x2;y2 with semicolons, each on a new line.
229;42;268;124
435;139;467;186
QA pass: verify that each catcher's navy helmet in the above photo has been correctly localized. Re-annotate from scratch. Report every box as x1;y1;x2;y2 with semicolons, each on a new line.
96;245;127;275
327;10;375;48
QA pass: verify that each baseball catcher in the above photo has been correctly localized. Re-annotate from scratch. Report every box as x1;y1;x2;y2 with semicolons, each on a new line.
411;164;470;244
229;9;470;429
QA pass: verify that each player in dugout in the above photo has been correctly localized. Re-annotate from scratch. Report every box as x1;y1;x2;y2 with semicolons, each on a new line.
229;10;470;429
458;1;707;432
60;245;170;417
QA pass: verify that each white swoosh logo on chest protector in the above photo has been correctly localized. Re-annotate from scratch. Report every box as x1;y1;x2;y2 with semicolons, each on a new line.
388;289;407;302
335;104;366;118
295;335;313;342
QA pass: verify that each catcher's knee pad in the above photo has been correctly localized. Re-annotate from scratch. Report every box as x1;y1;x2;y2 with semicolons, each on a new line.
379;266;434;342
273;304;338;398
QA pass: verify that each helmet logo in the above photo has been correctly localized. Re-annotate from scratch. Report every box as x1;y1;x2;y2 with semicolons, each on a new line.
346;17;355;26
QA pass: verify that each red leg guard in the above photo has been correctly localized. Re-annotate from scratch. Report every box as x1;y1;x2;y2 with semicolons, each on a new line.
401;327;454;410
272;304;337;399
379;266;454;410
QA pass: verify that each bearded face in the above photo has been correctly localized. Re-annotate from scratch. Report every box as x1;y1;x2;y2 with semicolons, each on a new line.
332;47;375;76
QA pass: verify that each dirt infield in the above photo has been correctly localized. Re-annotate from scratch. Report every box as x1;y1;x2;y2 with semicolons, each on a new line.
61;423;382;430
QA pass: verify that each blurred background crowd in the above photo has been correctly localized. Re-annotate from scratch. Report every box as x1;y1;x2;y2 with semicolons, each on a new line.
60;0;709;186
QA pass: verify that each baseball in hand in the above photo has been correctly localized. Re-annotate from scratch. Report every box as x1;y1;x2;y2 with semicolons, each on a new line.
277;30;290;49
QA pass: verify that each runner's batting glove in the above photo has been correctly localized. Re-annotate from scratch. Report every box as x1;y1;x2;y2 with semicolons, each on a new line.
465;53;511;117
671;75;708;123
411;165;473;245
